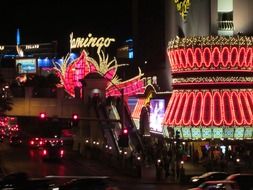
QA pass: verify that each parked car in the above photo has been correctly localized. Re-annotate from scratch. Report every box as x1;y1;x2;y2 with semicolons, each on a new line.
41;139;64;161
188;180;240;190
9;135;23;146
48;176;119;190
0;172;52;189
226;173;253;190
29;137;44;148
190;172;229;187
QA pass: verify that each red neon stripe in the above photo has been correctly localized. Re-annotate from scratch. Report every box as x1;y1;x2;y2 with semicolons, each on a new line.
213;91;222;126
192;92;202;126
223;91;233;126
245;48;252;67
180;49;187;69
238;47;246;68
231;47;238;67
221;47;229;68
195;48;202;68
183;92;194;126
175;93;187;125
203;47;211;68
212;47;220;68
246;92;253;119
202;91;212;126
186;48;194;68
231;92;243;125
168;92;181;124
163;93;176;124
239;92;252;125
176;50;183;69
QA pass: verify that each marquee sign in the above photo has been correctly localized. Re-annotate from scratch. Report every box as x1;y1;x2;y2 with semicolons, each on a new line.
70;33;115;53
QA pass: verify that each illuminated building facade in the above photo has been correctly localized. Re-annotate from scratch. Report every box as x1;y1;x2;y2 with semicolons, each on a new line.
164;0;253;140
165;36;253;139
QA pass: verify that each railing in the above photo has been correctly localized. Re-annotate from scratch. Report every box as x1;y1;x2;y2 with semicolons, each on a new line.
218;20;234;31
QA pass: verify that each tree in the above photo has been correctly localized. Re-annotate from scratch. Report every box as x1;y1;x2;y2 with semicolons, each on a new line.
0;74;13;116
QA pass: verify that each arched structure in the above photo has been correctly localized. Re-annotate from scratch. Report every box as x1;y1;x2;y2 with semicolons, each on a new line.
164;36;253;140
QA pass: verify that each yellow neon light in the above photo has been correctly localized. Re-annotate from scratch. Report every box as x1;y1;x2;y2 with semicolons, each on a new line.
70;33;115;53
173;0;191;21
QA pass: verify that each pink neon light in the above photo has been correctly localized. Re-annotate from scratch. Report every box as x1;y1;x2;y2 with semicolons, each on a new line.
192;92;202;126
240;92;251;125
164;90;253;127
168;93;180;124
163;93;176;124
132;98;145;119
232;92;243;125
223;91;233;126
183;92;194;126
175;92;186;125
221;47;229;67
213;92;222;126
168;46;253;71
203;47;211;68
231;47;238;67
195;48;202;68
238;47;246;68
212;47;220;67
166;43;253;131
246;48;252;67
202;91;212;126
186;48;194;68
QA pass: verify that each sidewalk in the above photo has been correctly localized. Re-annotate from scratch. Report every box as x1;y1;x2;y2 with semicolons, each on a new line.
74;153;206;184
139;161;206;184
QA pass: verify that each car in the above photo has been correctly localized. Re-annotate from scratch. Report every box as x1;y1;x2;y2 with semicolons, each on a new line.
190;172;229;187
226;173;253;190
9;135;23;146
188;180;240;190
46;176;119;190
29;137;44;148
41;140;64;161
0;172;53;189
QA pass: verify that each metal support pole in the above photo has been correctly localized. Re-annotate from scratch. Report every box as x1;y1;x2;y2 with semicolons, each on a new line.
121;88;124;130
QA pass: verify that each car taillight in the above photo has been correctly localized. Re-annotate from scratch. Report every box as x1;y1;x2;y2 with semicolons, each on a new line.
30;141;34;145
43;149;47;155
60;150;64;157
39;141;43;145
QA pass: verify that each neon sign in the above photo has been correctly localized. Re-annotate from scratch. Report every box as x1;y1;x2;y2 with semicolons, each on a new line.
25;44;39;49
70;33;115;53
172;0;191;20
165;36;253;139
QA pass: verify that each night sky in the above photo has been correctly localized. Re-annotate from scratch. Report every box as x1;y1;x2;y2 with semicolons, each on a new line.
0;0;132;56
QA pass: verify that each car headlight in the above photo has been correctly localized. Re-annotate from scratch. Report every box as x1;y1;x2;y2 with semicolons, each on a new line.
192;178;199;182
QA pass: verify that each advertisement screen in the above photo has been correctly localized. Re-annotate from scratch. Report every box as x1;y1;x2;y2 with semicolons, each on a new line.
150;99;165;134
16;58;37;74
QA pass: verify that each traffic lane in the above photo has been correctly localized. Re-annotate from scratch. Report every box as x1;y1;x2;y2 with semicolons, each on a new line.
0;142;94;177
0;142;191;190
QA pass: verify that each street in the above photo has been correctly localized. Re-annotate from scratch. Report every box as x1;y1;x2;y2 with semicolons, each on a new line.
0;139;190;190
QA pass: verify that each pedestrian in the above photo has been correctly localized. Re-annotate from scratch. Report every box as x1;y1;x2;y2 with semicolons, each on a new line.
139;101;151;137
139;101;151;164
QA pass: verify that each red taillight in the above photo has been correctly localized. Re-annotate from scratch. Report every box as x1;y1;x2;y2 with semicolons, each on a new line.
30;141;34;145
60;150;64;157
43;149;47;155
39;141;43;145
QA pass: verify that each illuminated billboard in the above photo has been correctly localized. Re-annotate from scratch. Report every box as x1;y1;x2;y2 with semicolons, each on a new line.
16;58;37;74
150;99;165;134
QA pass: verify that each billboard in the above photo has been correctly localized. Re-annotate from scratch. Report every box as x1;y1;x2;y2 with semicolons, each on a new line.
16;58;37;74
150;99;165;134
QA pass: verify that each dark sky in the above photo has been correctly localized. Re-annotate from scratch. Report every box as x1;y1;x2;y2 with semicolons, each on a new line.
0;0;133;55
